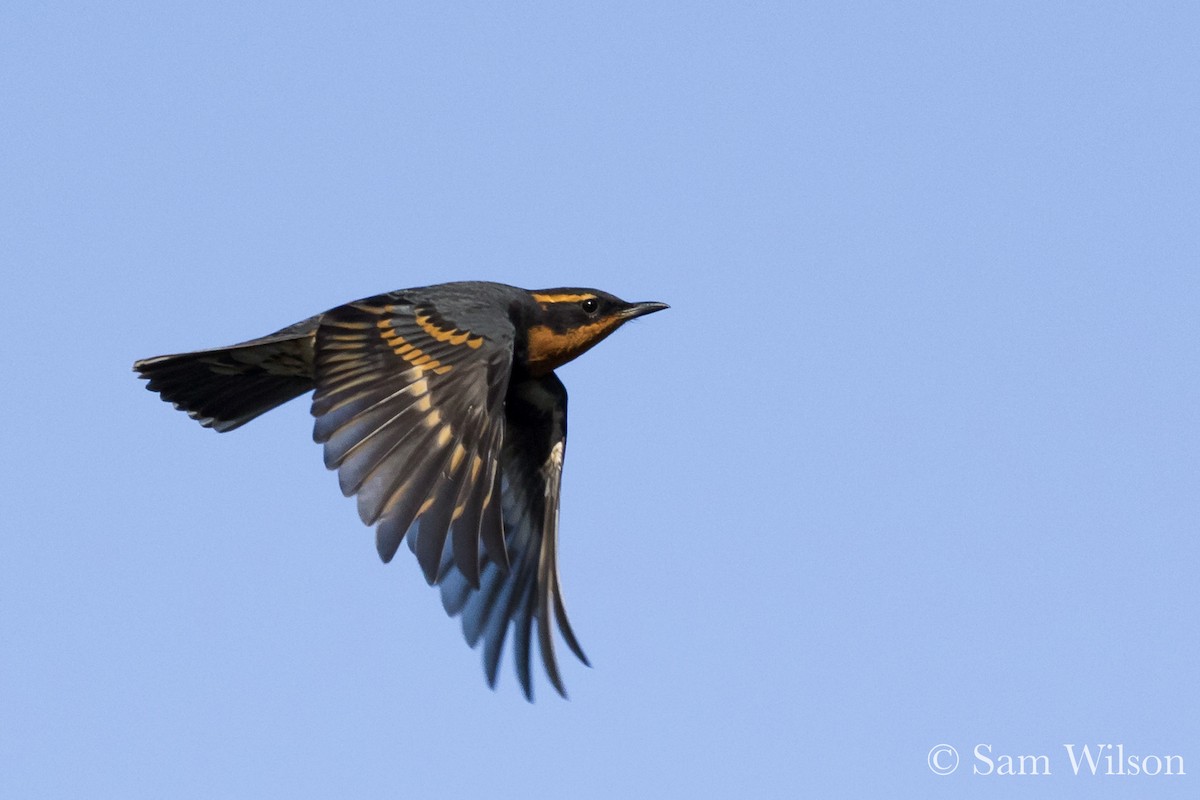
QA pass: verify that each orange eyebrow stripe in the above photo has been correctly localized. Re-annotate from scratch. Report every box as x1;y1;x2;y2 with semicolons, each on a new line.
531;292;596;304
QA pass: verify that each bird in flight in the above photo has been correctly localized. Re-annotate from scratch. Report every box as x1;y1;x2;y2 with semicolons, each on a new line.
133;281;668;700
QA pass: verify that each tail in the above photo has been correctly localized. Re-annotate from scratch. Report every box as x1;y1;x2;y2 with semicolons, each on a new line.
134;319;319;432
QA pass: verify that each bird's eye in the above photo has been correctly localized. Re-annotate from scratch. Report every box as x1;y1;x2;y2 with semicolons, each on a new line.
581;298;599;314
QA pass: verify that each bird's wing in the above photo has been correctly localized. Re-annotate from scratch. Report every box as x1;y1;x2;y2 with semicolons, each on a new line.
438;372;590;700
311;294;514;586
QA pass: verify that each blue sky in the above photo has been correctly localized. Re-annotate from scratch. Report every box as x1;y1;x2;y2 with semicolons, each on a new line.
3;2;1198;797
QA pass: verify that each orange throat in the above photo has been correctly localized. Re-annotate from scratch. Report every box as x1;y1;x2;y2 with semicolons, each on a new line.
525;318;622;374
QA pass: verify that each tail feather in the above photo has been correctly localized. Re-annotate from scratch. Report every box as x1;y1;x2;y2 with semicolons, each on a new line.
134;322;318;432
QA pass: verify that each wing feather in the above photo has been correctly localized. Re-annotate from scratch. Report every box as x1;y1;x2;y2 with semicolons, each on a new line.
311;293;587;700
513;584;536;699
310;294;514;569
413;404;492;584
435;373;588;700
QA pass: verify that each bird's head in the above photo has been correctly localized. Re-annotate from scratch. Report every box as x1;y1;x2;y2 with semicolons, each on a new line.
522;288;669;374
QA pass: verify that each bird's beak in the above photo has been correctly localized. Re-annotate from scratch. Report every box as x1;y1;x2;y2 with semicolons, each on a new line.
618;301;670;320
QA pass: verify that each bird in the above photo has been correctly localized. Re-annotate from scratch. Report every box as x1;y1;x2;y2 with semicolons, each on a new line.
133;281;668;700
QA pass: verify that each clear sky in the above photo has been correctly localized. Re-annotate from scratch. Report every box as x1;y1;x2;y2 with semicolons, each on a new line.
3;2;1198;798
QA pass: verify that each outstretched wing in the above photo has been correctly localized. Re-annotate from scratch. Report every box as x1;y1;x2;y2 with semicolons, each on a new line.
310;294;514;586
438;373;590;700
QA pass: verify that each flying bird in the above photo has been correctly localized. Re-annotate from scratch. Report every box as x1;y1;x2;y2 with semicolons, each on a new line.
133;281;668;700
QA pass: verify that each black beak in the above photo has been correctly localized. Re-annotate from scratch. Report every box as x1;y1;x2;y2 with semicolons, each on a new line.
618;301;670;320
